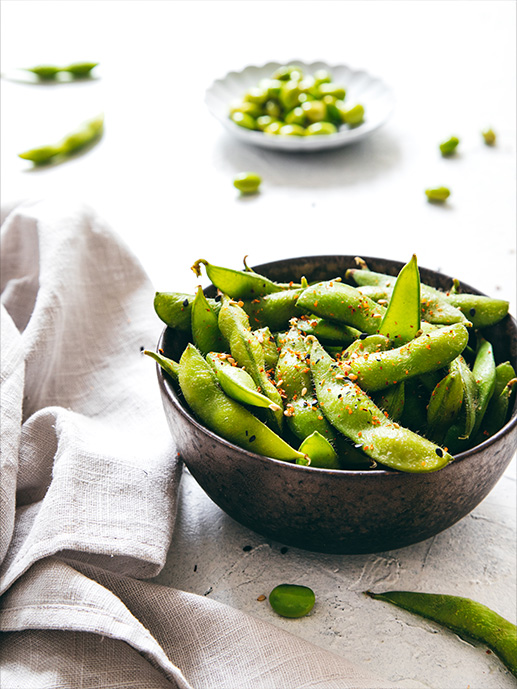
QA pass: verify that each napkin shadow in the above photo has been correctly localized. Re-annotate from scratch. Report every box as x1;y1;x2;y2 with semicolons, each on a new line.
215;129;402;189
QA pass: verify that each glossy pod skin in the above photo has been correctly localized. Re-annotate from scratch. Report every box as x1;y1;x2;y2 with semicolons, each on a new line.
156;255;517;553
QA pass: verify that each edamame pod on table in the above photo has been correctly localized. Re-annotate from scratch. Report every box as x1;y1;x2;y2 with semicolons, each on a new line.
366;590;517;678
309;338;452;472
19;114;104;164
218;295;284;431
191;258;300;298
179;344;304;462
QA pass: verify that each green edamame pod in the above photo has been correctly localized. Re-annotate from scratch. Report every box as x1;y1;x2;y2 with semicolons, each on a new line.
254;327;279;369
154;291;221;330
230;111;257;130
342;334;391;359
192;258;299;298
19;114;104;164
63;61;99;77
474;378;516;443
444;293;509;329
366;590;517;678
179;344;304;462
426;370;464;443
298;431;340;469
296;280;386;334
275;328;341;452
191;286;225;354
206;352;281;411
379;254;421;344
309;338;452;472
493;361;517;398
373;383;405;422
342;323;469;392
242;288;305;331
24;64;61;79
293;316;361;346
218;296;283;431
470;337;496;437
144;349;180;380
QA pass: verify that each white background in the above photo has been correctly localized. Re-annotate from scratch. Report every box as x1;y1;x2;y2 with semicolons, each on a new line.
1;2;516;688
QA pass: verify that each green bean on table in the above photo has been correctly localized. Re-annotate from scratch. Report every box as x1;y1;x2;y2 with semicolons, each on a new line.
19;114;104;165
366;590;517;677
149;255;513;472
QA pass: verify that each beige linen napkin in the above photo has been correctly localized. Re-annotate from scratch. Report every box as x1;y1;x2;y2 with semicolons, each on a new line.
0;200;394;688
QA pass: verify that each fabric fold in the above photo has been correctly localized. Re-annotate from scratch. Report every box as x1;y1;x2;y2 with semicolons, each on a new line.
0;199;396;689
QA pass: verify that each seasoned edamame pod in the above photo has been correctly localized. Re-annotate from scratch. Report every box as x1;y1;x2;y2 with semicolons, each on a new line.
296;280;386;334
309;338;452;472
218;296;283;431
154;291;221;331
191;286;225;354
179;344;304;462
192;258;299;298
342;323;469;392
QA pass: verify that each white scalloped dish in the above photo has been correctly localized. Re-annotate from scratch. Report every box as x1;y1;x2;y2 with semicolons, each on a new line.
205;60;395;151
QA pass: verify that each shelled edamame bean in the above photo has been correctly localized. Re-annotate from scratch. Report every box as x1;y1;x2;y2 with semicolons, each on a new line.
229;64;365;137
148;254;512;473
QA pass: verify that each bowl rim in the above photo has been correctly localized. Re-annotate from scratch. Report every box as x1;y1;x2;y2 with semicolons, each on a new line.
204;59;396;150
157;253;517;478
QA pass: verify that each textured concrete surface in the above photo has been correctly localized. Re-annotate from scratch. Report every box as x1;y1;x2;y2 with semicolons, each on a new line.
154;458;516;689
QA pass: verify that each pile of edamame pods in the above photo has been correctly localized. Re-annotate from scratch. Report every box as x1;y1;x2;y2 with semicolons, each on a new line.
229;64;364;136
147;255;515;473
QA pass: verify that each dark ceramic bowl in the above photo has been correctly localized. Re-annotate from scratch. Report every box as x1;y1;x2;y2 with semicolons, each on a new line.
156;255;517;554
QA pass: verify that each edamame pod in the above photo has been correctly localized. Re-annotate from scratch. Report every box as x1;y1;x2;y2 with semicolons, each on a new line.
218;296;283;431
242;288;305;331
366;590;517;678
19;114;104;164
343;323;469;392
206;352;281;411
191;286;225;354
296;280;386;334
144;349;180;380
309;338;452;472
154;291;221;330
470;337;496;437
275;328;340;451
292;316;361;346
426;370;464;443
298;431;340;469
192;258;299;298
379;254;421;344
254;327;279;369
445;293;509;328
179;344;304;462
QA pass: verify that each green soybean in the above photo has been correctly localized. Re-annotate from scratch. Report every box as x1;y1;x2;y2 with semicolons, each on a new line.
19;114;104;165
439;136;460;156
232;172;262;194
269;584;315;618
426;187;451;202
482;128;497;146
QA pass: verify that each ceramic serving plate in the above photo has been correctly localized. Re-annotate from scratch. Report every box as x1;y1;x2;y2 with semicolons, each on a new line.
205;60;395;151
